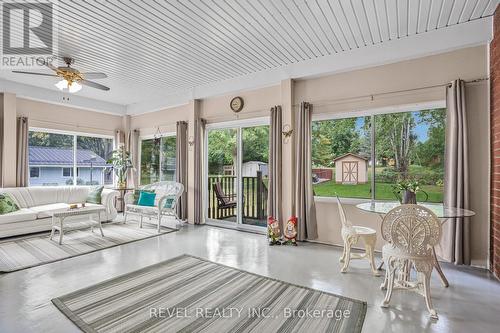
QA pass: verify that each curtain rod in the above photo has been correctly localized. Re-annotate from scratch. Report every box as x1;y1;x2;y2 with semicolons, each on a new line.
292;77;489;107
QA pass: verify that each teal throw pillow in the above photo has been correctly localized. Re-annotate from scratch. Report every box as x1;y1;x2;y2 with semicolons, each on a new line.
133;189;155;204
164;196;175;209
0;193;20;215
138;191;156;206
86;186;104;204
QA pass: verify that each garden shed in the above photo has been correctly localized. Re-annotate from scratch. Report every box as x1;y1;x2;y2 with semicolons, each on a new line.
333;153;368;184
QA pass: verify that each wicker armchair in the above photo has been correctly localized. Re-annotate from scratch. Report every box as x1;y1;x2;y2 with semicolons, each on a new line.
380;204;442;319
123;181;184;232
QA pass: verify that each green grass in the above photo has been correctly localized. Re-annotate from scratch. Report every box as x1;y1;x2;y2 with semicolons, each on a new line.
313;180;443;203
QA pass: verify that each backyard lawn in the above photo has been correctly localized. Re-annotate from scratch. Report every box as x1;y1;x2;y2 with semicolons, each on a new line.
312;180;443;202
312;166;444;203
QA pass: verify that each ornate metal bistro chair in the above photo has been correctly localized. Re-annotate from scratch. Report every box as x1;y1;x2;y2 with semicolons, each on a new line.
124;181;184;232
336;196;379;276
380;204;442;320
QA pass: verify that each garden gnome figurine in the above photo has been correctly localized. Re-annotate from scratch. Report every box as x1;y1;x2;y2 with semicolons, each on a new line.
267;216;281;245
282;216;298;246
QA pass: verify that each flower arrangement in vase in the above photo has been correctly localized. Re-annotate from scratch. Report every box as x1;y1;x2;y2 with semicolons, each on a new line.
392;179;428;204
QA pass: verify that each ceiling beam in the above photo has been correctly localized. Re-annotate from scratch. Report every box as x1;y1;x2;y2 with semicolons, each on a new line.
0;79;126;115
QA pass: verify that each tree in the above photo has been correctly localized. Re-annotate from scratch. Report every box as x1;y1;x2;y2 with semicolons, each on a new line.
375;112;416;178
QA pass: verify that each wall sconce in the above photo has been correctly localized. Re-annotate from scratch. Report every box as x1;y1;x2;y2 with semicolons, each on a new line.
282;124;293;143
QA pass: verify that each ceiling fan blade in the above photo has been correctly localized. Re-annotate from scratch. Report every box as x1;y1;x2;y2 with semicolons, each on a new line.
82;72;107;79
12;70;58;77
43;60;58;72
80;80;110;91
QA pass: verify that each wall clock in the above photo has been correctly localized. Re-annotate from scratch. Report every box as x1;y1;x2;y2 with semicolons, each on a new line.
230;96;244;113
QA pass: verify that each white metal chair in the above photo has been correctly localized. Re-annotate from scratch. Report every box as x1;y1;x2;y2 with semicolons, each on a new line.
380;204;442;320
123;181;184;232
336;196;379;276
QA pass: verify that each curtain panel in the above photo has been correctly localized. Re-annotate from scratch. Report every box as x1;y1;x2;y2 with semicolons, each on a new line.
437;79;470;265
176;121;188;220
295;102;318;241
127;130;140;189
267;105;283;231
114;130;125;150
16;117;29;187
194;117;206;224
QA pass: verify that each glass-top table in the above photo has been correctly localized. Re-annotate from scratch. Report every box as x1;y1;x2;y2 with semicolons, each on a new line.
356;201;475;219
355;201;475;288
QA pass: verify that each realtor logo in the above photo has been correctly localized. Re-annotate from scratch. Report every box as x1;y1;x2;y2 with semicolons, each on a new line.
1;0;58;69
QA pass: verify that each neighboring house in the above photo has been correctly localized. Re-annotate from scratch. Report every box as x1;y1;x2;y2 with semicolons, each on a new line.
29;146;112;186
333;153;368;184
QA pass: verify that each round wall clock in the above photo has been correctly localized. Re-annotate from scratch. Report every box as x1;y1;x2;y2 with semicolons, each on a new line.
230;96;244;113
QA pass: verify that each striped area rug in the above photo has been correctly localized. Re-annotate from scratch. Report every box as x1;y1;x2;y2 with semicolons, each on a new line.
0;223;177;273
52;255;366;333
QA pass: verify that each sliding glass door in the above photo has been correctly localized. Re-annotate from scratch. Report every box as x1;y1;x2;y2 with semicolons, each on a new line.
206;120;269;229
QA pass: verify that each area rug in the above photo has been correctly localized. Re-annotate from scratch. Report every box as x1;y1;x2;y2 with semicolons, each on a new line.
0;223;177;273
52;255;366;333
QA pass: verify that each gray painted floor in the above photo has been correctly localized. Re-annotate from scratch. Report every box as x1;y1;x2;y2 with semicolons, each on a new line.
1;219;499;333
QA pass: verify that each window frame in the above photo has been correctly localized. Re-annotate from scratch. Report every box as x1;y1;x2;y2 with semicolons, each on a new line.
28;127;114;187
138;132;176;185
311;101;446;203
29;167;40;179
62;167;73;177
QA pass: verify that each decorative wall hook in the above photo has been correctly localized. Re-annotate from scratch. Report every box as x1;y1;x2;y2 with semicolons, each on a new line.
188;136;195;146
282;124;293;143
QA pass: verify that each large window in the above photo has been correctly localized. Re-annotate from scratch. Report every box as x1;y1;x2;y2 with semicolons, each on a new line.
28;130;114;186
140;136;177;185
312;108;446;203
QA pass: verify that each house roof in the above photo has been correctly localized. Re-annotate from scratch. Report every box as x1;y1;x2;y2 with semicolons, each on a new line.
332;153;369;162
29;146;109;167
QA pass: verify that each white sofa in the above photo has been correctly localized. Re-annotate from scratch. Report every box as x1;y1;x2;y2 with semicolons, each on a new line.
0;186;119;238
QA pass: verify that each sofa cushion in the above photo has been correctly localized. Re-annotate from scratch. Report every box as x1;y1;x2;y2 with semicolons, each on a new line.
29;203;70;219
0;208;37;225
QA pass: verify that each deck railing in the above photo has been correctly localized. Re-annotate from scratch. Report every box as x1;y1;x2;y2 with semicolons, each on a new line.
207;171;268;220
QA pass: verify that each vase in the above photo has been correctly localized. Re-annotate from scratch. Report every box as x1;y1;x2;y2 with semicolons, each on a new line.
402;190;417;204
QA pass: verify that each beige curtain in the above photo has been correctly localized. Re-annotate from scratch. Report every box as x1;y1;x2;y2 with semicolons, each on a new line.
295;102;318;240
176;121;188;220
127;130;140;188
194;117;206;224
438;79;470;265
16;117;29;187
114;130;125;150
268;106;283;231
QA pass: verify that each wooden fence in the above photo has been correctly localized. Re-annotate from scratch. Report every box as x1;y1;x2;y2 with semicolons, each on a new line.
207;171;268;221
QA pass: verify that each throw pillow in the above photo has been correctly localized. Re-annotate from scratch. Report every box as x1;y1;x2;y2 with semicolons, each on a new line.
0;194;20;215
86;186;104;204
164;196;175;209
133;189;155;204
138;191;156;206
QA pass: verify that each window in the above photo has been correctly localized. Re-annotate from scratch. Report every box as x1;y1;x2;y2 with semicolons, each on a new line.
30;167;40;178
28;129;113;186
311;108;446;203
140;136;177;185
62;167;73;177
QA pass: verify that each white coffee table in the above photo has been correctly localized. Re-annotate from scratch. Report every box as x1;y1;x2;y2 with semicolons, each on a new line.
49;206;106;245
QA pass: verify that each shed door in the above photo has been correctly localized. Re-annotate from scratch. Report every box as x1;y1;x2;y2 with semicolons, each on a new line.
342;161;358;184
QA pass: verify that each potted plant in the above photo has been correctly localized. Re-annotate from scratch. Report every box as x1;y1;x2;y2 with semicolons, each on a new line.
392;179;428;204
107;146;133;189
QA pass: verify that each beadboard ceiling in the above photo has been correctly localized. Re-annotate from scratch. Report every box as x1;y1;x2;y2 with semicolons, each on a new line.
0;0;497;115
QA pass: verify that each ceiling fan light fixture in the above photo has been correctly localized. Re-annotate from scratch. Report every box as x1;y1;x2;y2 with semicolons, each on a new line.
55;79;68;90
68;81;82;93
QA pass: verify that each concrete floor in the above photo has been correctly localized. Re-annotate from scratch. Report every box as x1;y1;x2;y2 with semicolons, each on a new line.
1;219;499;333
